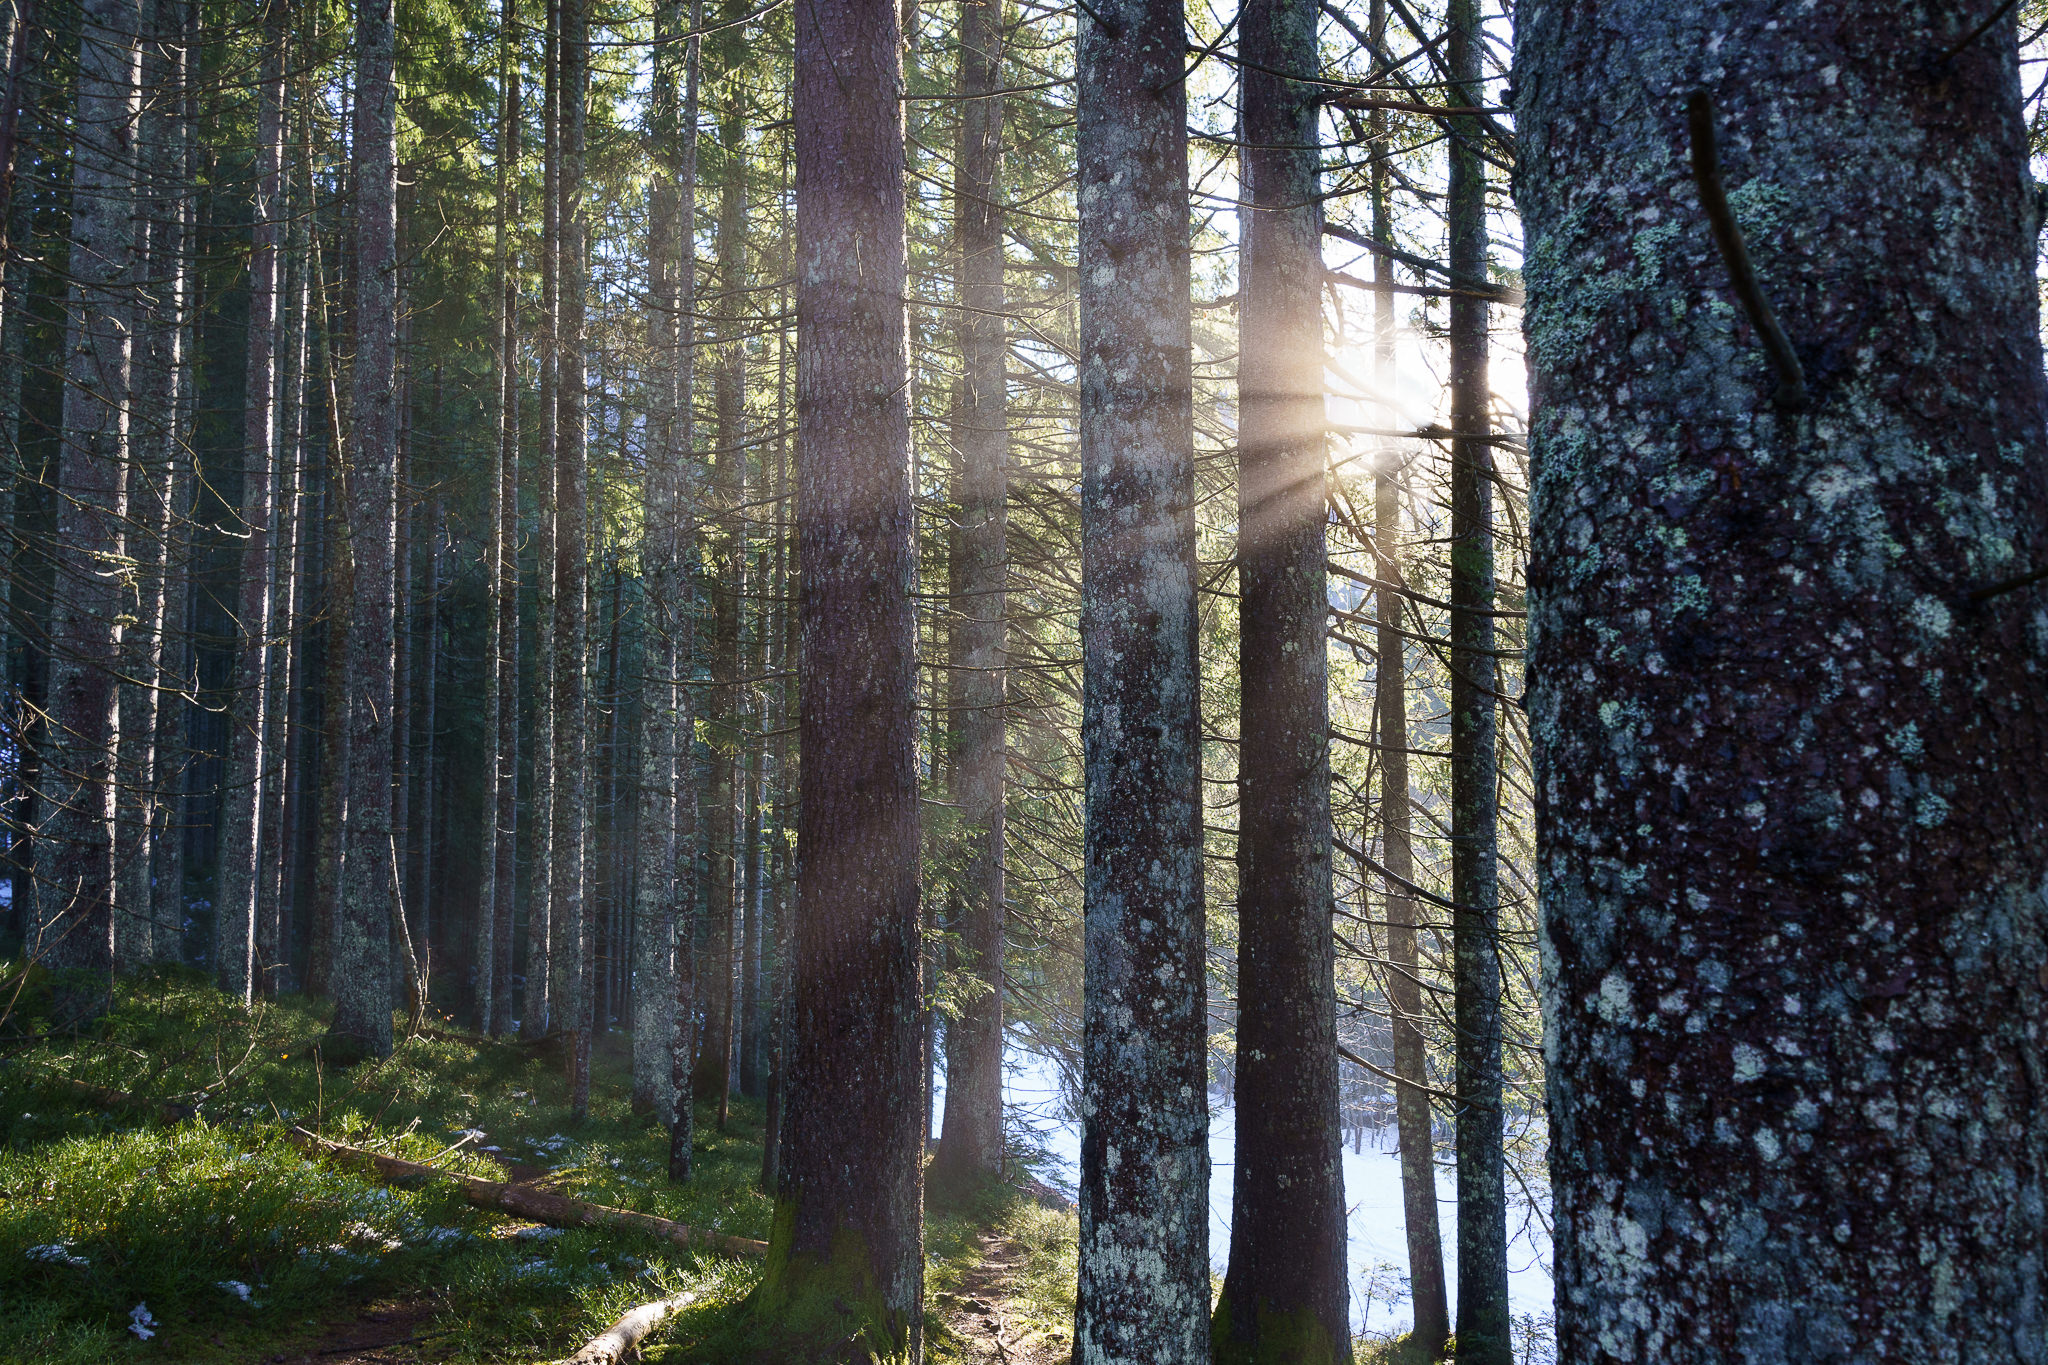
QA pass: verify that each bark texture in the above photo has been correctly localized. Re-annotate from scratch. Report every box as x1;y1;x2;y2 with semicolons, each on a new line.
931;0;1008;1194
760;0;923;1352
1072;0;1210;1359
327;0;400;1062
1516;4;2048;1360
35;0;142;1006
1215;0;1347;1358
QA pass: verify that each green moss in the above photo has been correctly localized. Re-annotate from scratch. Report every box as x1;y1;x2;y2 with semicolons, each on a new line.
748;1202;915;1362
1211;1292;1351;1365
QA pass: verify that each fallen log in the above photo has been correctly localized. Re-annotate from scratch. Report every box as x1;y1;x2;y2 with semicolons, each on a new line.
558;1292;699;1365
284;1126;767;1259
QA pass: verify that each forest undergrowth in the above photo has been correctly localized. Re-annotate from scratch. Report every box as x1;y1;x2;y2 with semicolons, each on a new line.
0;968;1077;1364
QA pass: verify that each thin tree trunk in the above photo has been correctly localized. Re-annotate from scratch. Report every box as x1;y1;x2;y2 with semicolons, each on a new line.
36;0;143;1009
1216;0;1348;1357
693;65;747;1114
1445;0;1506;1357
523;0;561;1045
931;0;1007;1193
738;659;764;1097
663;0;703;1176
555;0;593;1113
214;0;286;1003
759;0;923;1350
483;0;521;1036
306;249;349;999
758;189;792;1196
327;0;401;1062
1071;0;1210;1357
1372;8;1446;1332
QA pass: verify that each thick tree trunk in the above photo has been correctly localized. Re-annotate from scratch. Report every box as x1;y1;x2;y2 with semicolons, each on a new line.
1372;37;1447;1334
36;0;142;1007
759;0;923;1352
1215;0;1348;1359
327;0;400;1062
1072;0;1209;1358
214;0;286;1003
1443;2;1507;1359
1517;4;2048;1360
555;0;592;1113
931;0;1007;1194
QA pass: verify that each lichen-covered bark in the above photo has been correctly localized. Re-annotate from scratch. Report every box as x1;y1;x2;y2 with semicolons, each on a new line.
1444;2;1508;1360
1072;1;1210;1360
759;0;923;1352
1214;0;1347;1360
932;0;1008;1193
35;0;141;1006
1516;5;2048;1359
215;0;286;1004
328;0;399;1062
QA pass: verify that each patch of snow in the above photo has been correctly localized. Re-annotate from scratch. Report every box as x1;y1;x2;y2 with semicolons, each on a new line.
129;1304;158;1340
27;1242;90;1268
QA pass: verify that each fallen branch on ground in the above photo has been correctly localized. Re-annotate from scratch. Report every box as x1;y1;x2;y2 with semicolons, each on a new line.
557;1292;699;1365
284;1127;767;1259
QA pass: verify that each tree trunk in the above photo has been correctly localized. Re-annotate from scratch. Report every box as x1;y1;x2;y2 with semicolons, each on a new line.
327;0;400;1063
931;0;1007;1194
36;0;142;1009
214;0;286;1004
693;67;747;1113
1445;1;1507;1357
481;0;520;1035
1215;0;1348;1358
1072;0;1210;1358
524;0;560;1044
1517;4;2048;1359
555;0;592;1113
1372;12;1446;1332
758;0;923;1351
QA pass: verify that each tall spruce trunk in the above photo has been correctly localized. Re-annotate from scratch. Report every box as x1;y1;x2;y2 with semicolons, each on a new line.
665;0;704;1180
257;167;309;994
555;0;593;1112
759;0;924;1350
1373;30;1447;1335
524;0;561;1043
481;0;520;1035
1516;3;2048;1358
327;0;400;1062
1072;0;1209;1358
1443;1;1508;1358
117;0;189;967
215;0;287;1003
931;0;1007;1192
694;64;747;1112
37;0;142;1004
632;0;686;1117
1215;0;1347;1358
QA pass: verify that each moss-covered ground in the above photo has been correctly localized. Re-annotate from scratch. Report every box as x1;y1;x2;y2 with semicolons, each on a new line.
0;966;1079;1364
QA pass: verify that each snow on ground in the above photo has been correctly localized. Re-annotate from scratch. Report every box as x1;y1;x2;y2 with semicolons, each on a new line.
935;1038;1554;1344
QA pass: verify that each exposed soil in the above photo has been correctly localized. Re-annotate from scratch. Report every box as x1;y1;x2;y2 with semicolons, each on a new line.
934;1232;1061;1365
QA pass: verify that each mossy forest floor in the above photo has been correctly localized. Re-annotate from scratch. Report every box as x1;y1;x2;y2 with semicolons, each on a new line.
0;967;1077;1364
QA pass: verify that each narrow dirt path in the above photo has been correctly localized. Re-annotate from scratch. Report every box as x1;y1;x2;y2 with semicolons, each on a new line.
935;1231;1061;1365
262;1296;435;1365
